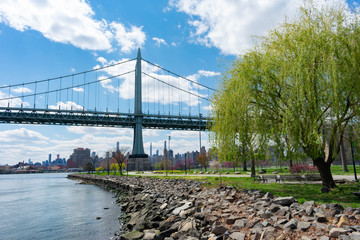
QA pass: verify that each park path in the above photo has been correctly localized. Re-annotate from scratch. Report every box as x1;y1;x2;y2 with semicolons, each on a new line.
127;171;358;182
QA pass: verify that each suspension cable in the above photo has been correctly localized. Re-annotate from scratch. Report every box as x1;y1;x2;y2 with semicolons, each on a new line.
0;71;135;102
142;72;210;101
0;58;136;89
142;58;216;92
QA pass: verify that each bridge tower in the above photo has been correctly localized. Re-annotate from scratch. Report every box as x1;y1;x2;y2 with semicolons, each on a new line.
128;48;150;171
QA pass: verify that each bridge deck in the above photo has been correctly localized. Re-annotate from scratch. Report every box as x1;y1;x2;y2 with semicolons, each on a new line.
0;107;210;131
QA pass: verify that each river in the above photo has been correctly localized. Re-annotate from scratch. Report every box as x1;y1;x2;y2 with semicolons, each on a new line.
0;173;122;240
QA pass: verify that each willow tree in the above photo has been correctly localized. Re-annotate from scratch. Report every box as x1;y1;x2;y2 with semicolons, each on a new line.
211;1;360;189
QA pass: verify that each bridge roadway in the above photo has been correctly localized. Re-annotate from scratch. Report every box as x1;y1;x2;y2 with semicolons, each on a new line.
0;107;210;131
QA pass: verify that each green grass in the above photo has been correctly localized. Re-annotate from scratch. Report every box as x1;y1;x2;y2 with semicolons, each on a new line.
150;175;360;208
187;164;360;176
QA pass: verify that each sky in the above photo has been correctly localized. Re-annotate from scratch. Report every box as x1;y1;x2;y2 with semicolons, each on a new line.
0;0;358;165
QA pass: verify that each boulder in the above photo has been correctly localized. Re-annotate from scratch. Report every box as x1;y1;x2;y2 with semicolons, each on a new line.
337;215;350;228
229;232;245;240
211;225;229;236
329;228;351;238
172;202;193;215
297;221;311;231
233;219;248;231
120;231;144;240
284;219;297;229
273;197;297;206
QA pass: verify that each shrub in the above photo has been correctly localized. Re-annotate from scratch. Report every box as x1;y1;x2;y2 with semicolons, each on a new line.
290;164;318;174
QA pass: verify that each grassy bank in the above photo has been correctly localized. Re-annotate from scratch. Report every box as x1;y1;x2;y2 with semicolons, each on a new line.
149;175;360;208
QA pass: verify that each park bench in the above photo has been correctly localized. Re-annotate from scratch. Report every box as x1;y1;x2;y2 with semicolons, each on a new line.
253;174;281;183
253;175;267;183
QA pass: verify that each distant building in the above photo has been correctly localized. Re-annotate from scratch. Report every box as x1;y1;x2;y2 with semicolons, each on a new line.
68;148;91;168
169;149;173;159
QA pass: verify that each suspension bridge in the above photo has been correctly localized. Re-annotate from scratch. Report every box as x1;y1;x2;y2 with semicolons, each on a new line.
0;49;215;170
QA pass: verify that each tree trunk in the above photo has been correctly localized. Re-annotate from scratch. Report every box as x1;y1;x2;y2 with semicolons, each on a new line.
314;159;336;188
251;158;255;177
119;165;123;175
242;160;247;171
289;159;293;167
340;139;349;172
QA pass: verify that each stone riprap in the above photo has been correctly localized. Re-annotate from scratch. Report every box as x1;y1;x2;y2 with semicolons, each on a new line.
68;174;360;240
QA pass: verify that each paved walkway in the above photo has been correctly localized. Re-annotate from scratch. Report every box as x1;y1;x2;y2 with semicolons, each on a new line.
127;171;358;182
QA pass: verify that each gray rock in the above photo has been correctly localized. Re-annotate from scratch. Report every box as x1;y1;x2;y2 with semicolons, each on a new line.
260;227;276;240
339;235;351;240
120;231;144;240
329;228;351;238
179;207;196;218
229;232;246;240
305;206;314;216
284;219;297;229
297;221;311;231
211;225;229;236
351;232;360;240
269;204;280;213
143;229;159;240
273;197;296;206
319;237;330;240
172;202;193;215
313;222;328;230
233;219;248;231
301;237;315;240
315;213;327;223
226;215;241;224
159;215;179;231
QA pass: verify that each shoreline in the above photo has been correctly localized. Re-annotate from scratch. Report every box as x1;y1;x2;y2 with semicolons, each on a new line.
68;174;360;240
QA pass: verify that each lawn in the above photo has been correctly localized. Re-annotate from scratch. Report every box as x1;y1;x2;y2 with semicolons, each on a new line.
150;175;360;208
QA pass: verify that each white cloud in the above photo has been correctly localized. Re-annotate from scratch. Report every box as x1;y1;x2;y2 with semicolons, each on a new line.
49;101;84;110
0;0;112;50
0;128;49;143
67;126;132;136
72;87;84;92
171;42;177;47
110;22;146;54
99;76;117;93
96;58;212;107
0;0;147;54
203;104;212;111
145;131;208;155
12;87;32;94
96;56;107;65
0;90;29;107
71;67;76;72
153;37;168;47
169;0;304;55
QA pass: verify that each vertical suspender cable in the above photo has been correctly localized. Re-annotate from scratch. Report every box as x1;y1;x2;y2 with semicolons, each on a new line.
59;77;62;109
117;76;120;113
83;73;86;111
22;83;24;108
46;80;49;109
34;81;37;108
95;70;97;111
87;74;90;111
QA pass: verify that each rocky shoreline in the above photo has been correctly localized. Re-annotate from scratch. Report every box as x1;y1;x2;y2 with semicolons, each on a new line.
68;174;360;240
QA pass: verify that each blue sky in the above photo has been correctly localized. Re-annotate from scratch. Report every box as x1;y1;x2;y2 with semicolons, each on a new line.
0;0;358;165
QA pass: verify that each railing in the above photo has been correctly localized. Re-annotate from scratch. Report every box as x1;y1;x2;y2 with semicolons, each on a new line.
0;107;210;130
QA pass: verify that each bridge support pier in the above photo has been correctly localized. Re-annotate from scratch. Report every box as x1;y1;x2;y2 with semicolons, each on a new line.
128;48;149;171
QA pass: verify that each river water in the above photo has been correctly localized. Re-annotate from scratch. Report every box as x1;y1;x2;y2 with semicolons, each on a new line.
0;173;122;240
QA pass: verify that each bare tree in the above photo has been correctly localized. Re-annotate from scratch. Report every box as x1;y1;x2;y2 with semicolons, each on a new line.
112;146;130;175
197;152;211;172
